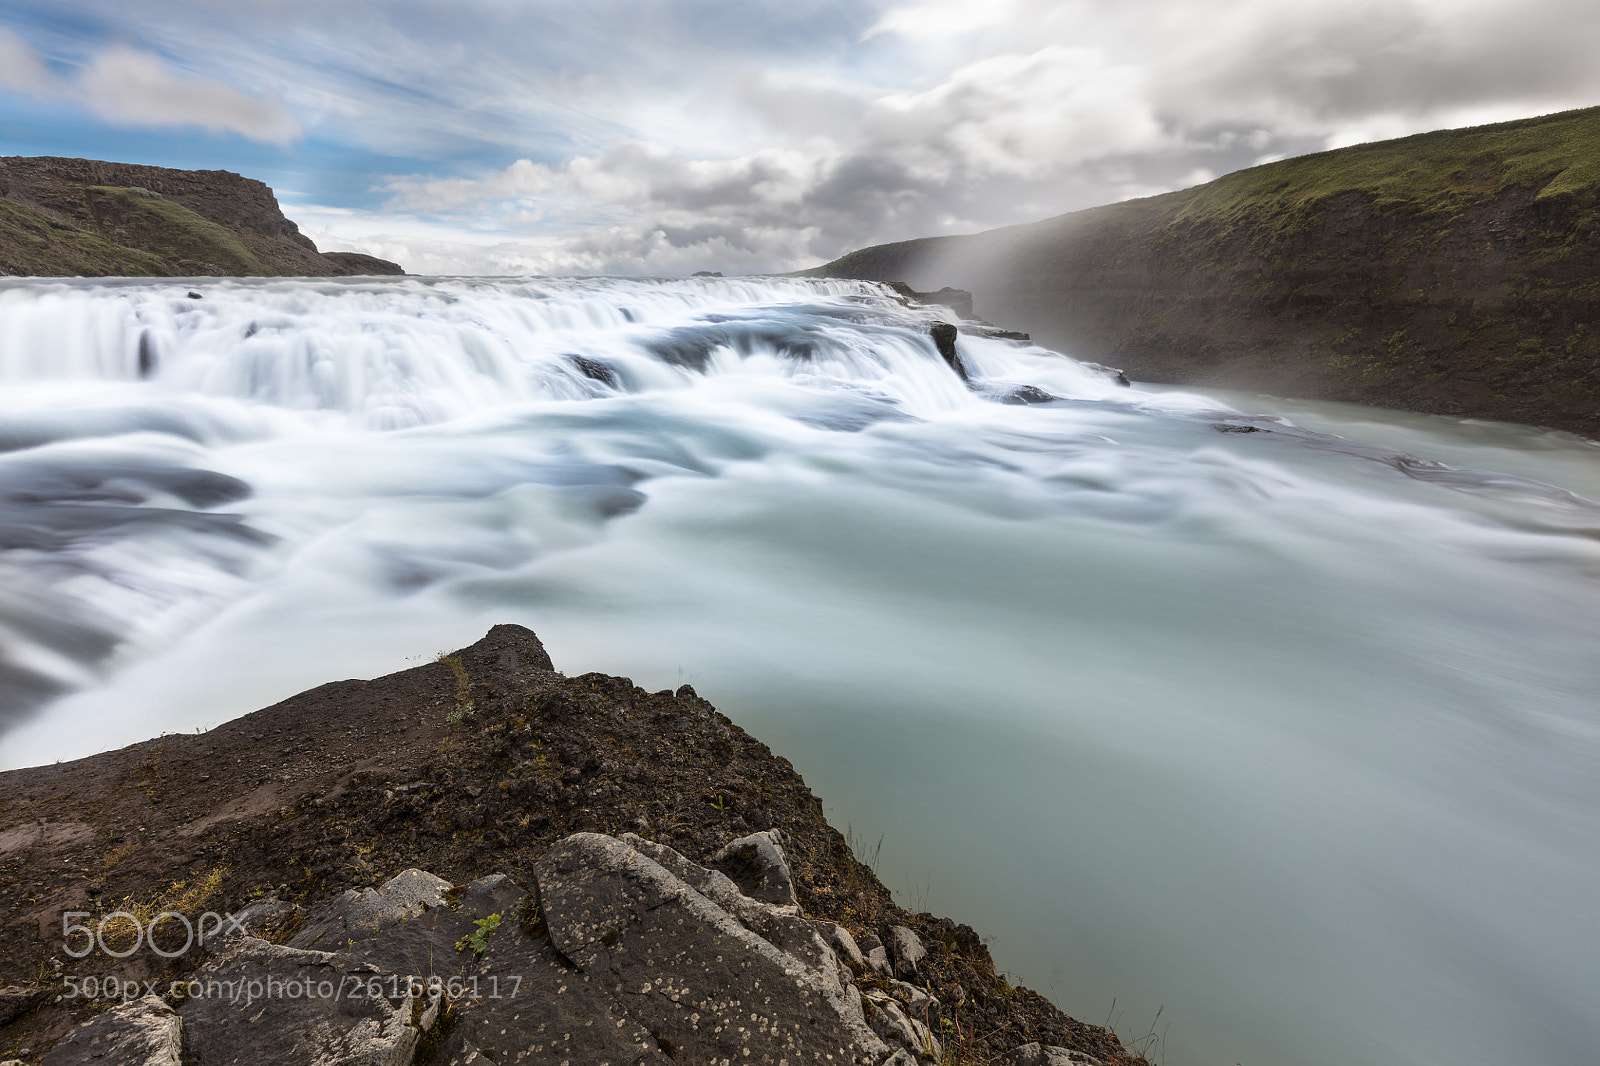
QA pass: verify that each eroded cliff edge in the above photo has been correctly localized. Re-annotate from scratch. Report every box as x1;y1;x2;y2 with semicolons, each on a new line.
804;105;1600;439
0;625;1143;1065
0;157;404;278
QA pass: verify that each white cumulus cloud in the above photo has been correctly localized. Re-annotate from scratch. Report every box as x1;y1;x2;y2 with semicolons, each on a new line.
0;27;56;93
0;28;300;146
76;46;300;145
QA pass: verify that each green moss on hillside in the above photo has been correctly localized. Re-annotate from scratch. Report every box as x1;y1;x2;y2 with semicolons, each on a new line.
81;187;270;275
0;197;171;277
1174;107;1600;225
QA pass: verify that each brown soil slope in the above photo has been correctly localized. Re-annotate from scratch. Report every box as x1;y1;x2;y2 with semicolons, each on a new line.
0;156;404;278
0;625;1143;1065
805;106;1600;438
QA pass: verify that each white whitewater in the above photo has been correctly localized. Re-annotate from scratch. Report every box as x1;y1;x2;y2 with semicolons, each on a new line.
1;275;1596;1066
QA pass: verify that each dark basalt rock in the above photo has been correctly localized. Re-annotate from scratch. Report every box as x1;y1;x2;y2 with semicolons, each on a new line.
1000;384;1059;405
535;832;893;1065
571;355;619;386
181;938;433;1066
40;995;181;1066
931;321;968;381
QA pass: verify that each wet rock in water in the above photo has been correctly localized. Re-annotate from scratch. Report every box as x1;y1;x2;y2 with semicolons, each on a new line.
1079;361;1132;386
571;355;618;386
1213;422;1263;433
40;996;181;1066
183;938;437;1066
1010;1041;1107;1065
931;322;969;381
887;924;927;979
137;330;158;377
708;828;798;906
1000;384;1059;404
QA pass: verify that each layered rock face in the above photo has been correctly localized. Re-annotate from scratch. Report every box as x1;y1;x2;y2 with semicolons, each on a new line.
0;157;404;278
806;106;1600;438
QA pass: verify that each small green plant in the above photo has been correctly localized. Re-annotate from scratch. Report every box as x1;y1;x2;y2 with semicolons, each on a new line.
519;894;545;937
455;912;502;956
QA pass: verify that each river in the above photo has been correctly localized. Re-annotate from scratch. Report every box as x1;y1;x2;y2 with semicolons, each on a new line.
1;275;1596;1066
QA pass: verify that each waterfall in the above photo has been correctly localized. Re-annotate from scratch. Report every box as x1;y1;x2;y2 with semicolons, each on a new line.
2;274;1597;1066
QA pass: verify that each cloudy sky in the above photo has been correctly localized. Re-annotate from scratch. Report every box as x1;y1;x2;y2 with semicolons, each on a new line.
3;0;1597;275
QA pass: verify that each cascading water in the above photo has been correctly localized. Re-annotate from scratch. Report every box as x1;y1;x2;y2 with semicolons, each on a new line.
1;274;1597;1066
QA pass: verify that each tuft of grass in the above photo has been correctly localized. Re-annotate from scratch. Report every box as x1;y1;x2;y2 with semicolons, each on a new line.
436;653;475;721
1102;998;1169;1066
844;824;883;875
97;864;231;954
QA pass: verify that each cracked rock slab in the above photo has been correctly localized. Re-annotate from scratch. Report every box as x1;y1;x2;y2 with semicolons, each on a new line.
288;869;452;952
707;829;798;907
180;938;428;1066
41;995;181;1066
535;832;890;1065
864;991;940;1064
434;915;668;1066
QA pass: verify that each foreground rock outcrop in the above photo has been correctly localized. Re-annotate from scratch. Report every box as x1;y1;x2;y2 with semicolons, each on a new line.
805;105;1600;439
0;157;404;278
0;626;1142;1065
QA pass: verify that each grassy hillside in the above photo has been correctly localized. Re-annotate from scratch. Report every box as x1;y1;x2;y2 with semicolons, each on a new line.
807;106;1600;437
0;157;404;278
78;186;271;275
0;196;177;276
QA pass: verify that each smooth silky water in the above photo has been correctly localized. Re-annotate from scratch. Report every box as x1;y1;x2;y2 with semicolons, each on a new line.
1;276;1595;1066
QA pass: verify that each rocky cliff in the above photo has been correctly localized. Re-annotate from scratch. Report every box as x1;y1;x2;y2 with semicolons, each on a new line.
0;626;1143;1066
804;106;1600;439
0;157;404;278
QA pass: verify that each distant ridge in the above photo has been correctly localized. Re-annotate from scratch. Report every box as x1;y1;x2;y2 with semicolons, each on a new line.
0;156;404;278
803;106;1600;438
